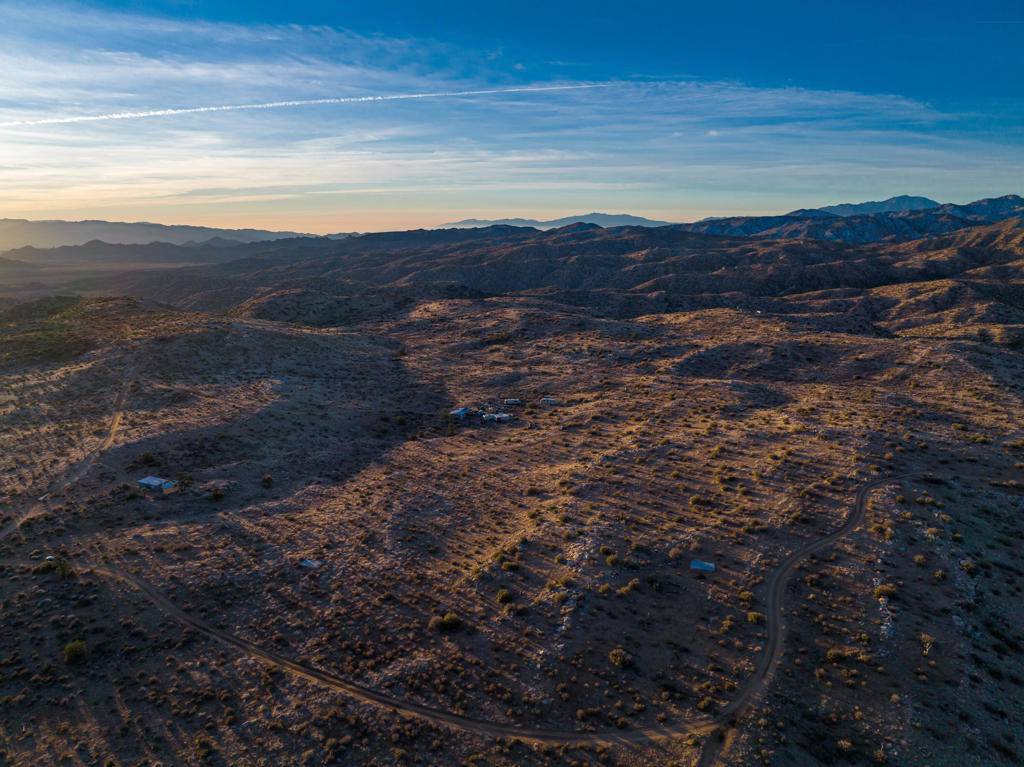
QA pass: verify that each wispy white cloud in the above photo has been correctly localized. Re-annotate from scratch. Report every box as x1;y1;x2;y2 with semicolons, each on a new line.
0;2;1019;229
0;84;613;128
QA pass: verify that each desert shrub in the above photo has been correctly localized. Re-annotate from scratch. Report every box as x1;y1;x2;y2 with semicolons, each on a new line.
873;583;897;599
496;588;513;604
193;735;214;760
608;647;632;667
63;639;87;665
428;612;462;633
826;646;850;663
617;578;640;596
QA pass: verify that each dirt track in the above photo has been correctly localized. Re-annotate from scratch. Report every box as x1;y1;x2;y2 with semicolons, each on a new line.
0;350;133;544
695;474;903;764
1;397;902;750
0;344;906;754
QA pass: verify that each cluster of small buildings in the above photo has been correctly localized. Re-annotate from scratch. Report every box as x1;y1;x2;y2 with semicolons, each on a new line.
449;394;558;426
449;405;514;423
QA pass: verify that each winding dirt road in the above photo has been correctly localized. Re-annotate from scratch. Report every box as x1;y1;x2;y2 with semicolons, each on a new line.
1;406;903;754
695;473;904;764
0;339;908;756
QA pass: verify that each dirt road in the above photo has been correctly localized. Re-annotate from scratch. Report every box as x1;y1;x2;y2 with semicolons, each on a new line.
695;474;903;764
0;352;133;545
0;338;906;752
2;443;902;750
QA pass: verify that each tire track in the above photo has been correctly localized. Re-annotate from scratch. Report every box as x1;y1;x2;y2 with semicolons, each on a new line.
1;469;903;749
0;350;134;545
696;474;906;765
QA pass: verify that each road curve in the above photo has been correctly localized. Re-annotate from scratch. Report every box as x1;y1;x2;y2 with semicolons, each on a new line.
696;473;905;765
1;469;903;749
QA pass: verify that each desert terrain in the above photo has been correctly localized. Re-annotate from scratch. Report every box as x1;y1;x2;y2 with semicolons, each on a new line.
2;202;1024;765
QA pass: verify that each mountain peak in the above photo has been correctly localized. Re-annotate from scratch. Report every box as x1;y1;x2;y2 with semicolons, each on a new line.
438;212;676;230
805;195;941;218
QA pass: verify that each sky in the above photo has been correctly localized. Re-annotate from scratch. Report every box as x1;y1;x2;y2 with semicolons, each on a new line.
0;1;1021;233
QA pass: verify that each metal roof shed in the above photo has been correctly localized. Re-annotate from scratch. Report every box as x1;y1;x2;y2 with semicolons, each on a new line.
138;476;179;494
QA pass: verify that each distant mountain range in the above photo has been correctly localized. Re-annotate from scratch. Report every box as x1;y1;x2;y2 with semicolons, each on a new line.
675;195;1024;244
436;196;1022;245
48;208;1023;327
439;212;677;229
0;218;307;250
439;198;950;231
1;238;328;267
808;195;940;217
2;195;1018;256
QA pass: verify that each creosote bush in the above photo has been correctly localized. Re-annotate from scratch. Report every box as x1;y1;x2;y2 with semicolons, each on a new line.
608;646;632;667
428;612;462;633
63;639;87;665
873;583;897;599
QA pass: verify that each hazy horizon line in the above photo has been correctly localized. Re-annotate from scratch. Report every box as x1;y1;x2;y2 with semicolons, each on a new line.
3;190;1022;238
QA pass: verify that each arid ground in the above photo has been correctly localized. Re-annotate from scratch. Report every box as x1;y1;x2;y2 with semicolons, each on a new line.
2;213;1024;765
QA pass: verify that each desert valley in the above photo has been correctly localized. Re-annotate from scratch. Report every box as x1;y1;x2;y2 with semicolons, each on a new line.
1;195;1024;765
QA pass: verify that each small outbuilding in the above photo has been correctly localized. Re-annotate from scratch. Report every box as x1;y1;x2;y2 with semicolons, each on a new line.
138;476;179;495
449;407;473;420
689;559;716;573
482;412;513;423
540;396;560;406
503;398;522;406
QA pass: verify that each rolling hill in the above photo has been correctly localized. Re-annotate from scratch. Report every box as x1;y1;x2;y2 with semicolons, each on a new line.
4;198;1024;767
0;217;307;250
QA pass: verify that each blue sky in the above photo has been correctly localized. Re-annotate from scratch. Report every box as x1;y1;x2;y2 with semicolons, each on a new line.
0;1;1020;232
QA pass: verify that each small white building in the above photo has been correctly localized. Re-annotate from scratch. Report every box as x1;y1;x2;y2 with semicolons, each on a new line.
540;396;560;406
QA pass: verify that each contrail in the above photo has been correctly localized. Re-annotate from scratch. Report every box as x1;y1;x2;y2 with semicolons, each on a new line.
0;83;613;128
